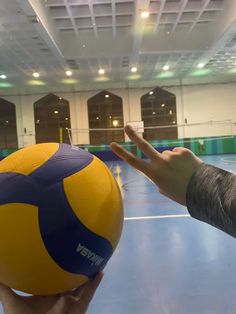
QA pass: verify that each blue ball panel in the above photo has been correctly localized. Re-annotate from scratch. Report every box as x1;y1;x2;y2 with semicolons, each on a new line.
0;173;39;205
38;181;113;277
0;145;93;205
30;144;93;186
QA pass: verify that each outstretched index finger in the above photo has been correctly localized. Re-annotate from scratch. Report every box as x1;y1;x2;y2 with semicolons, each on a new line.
124;125;164;162
110;142;148;173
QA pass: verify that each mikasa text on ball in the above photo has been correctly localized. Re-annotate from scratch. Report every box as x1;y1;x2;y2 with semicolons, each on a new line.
0;143;123;295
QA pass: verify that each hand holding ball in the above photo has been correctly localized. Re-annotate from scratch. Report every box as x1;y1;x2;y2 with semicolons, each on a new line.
0;143;123;295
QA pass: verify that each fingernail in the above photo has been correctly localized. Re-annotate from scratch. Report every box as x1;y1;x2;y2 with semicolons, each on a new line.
125;124;134;131
110;142;120;148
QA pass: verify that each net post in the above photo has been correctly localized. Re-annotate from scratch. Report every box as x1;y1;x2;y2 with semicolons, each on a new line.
59;127;63;144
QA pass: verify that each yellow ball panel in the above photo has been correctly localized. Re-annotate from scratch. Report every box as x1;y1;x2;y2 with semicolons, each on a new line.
0;203;88;295
0;143;59;175
63;156;124;249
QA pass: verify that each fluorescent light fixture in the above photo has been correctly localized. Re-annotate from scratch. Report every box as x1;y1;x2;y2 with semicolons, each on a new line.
197;63;205;68
33;72;40;78
131;66;137;73
156;71;175;79
94;76;110;82
65;70;72;76
98;68;105;75
127;74;141;80
141;11;149;18
0;82;14;88
163;65;170;71
27;80;46;86
61;78;78;84
191;69;211;77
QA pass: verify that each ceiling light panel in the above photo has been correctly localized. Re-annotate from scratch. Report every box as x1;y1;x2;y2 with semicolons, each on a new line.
115;2;134;15
164;1;183;12
93;4;112;15
116;15;133;25
201;11;220;20
181;12;198;22
185;1;205;11
54;18;73;28
146;14;157;24
160;13;178;23
49;6;68;18
149;1;162;13
95;16;112;26
75;17;93;28
207;0;224;10
70;5;90;17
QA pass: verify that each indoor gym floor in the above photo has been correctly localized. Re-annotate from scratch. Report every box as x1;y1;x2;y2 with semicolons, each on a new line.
1;154;236;314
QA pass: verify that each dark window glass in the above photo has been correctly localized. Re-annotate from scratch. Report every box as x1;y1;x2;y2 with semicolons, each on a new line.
88;91;124;144
34;94;71;144
141;87;177;140
0;98;17;148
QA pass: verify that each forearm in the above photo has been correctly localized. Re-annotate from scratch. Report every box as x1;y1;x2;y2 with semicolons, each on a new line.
186;163;236;238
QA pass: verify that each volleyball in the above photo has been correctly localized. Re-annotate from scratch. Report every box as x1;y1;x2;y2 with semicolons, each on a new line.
0;143;123;295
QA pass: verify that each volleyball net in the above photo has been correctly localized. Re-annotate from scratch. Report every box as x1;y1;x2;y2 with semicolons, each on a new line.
67;120;235;149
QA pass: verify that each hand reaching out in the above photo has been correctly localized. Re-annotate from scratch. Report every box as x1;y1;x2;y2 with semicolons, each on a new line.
111;125;203;205
0;272;103;314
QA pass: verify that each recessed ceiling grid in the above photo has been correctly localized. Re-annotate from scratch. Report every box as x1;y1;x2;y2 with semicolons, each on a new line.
206;34;236;72
0;29;46;77
0;0;65;79
46;0;224;35
138;51;203;77
0;0;235;88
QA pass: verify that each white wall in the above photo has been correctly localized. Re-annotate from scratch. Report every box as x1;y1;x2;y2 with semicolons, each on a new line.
179;83;236;138
3;81;236;147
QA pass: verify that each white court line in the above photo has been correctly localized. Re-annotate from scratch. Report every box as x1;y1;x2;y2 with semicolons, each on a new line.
124;214;190;221
221;159;236;164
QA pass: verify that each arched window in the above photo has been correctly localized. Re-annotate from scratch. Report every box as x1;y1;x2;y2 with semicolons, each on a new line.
141;87;177;140
87;91;124;144
34;94;71;143
0;98;17;148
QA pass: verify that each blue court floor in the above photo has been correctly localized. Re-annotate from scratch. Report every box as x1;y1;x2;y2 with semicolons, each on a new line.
1;154;236;314
88;154;236;314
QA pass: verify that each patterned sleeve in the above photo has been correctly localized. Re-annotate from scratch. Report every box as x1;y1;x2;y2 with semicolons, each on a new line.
186;163;236;238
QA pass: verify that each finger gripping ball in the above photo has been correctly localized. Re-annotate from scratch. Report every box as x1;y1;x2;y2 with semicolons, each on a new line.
0;143;123;295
